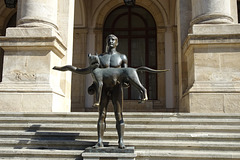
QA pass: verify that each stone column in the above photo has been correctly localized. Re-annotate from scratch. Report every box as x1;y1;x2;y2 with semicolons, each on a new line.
17;0;58;30
84;28;103;110
0;0;70;112
191;0;233;25
156;28;166;109
181;0;240;113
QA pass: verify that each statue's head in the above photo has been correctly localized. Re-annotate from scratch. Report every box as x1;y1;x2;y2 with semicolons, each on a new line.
88;53;100;66
105;34;118;52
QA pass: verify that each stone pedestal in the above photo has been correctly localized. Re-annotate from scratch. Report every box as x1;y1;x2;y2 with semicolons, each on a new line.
82;147;136;160
181;24;240;113
0;27;67;112
0;0;74;112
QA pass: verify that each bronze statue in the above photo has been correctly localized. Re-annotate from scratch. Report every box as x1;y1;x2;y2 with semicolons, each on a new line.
89;35;127;149
54;34;128;149
53;34;168;149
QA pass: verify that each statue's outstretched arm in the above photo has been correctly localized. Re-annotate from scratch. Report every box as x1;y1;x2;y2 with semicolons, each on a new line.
53;64;99;75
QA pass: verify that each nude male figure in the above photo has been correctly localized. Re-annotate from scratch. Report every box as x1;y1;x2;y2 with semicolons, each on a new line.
90;34;127;149
54;34;128;149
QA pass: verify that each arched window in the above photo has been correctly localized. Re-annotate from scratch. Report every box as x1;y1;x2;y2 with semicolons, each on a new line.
103;5;157;100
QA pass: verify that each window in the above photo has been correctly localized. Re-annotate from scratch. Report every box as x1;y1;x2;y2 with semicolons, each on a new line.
103;5;157;100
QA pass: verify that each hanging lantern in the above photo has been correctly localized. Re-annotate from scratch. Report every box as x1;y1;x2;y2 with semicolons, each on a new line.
124;0;135;7
4;0;17;8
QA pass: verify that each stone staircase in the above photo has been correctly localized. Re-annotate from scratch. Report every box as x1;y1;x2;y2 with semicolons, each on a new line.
0;112;240;160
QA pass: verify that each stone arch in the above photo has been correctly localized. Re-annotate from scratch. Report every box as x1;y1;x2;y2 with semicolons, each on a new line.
0;2;17;35
71;0;88;112
92;0;168;55
92;0;168;28
90;0;172;110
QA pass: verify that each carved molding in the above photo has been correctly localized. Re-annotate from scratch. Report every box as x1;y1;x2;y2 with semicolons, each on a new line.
191;13;233;26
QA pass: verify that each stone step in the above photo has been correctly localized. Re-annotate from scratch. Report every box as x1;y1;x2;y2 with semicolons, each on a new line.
135;149;240;160
0;149;83;160
0;112;239;119
0;149;240;160
0;123;240;133
1;139;240;151
0;112;239;160
0;131;239;142
1;117;240;125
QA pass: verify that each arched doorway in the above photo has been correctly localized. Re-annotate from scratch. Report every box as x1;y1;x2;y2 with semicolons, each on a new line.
100;5;171;112
103;5;157;100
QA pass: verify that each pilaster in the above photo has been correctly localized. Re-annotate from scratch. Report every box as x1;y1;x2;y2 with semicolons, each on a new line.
71;28;88;112
156;27;166;108
164;26;175;109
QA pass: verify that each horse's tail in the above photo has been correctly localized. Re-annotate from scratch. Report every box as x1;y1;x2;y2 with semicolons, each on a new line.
136;66;169;73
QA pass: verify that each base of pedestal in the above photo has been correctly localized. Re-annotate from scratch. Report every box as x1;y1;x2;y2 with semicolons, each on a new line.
82;146;136;160
0;84;68;112
181;92;240;113
0;27;69;112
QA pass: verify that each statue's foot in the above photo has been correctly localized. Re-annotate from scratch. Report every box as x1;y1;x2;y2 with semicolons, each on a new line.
138;98;148;103
93;142;104;148
118;141;125;149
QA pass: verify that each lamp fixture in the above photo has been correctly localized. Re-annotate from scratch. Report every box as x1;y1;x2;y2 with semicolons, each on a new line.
124;0;135;7
4;0;17;8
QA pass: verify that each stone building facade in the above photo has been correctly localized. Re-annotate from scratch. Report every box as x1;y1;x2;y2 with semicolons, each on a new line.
0;0;239;113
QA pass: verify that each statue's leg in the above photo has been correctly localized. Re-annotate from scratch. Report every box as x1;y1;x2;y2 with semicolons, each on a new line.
112;84;125;149
128;72;148;102
93;81;103;107
93;88;109;148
